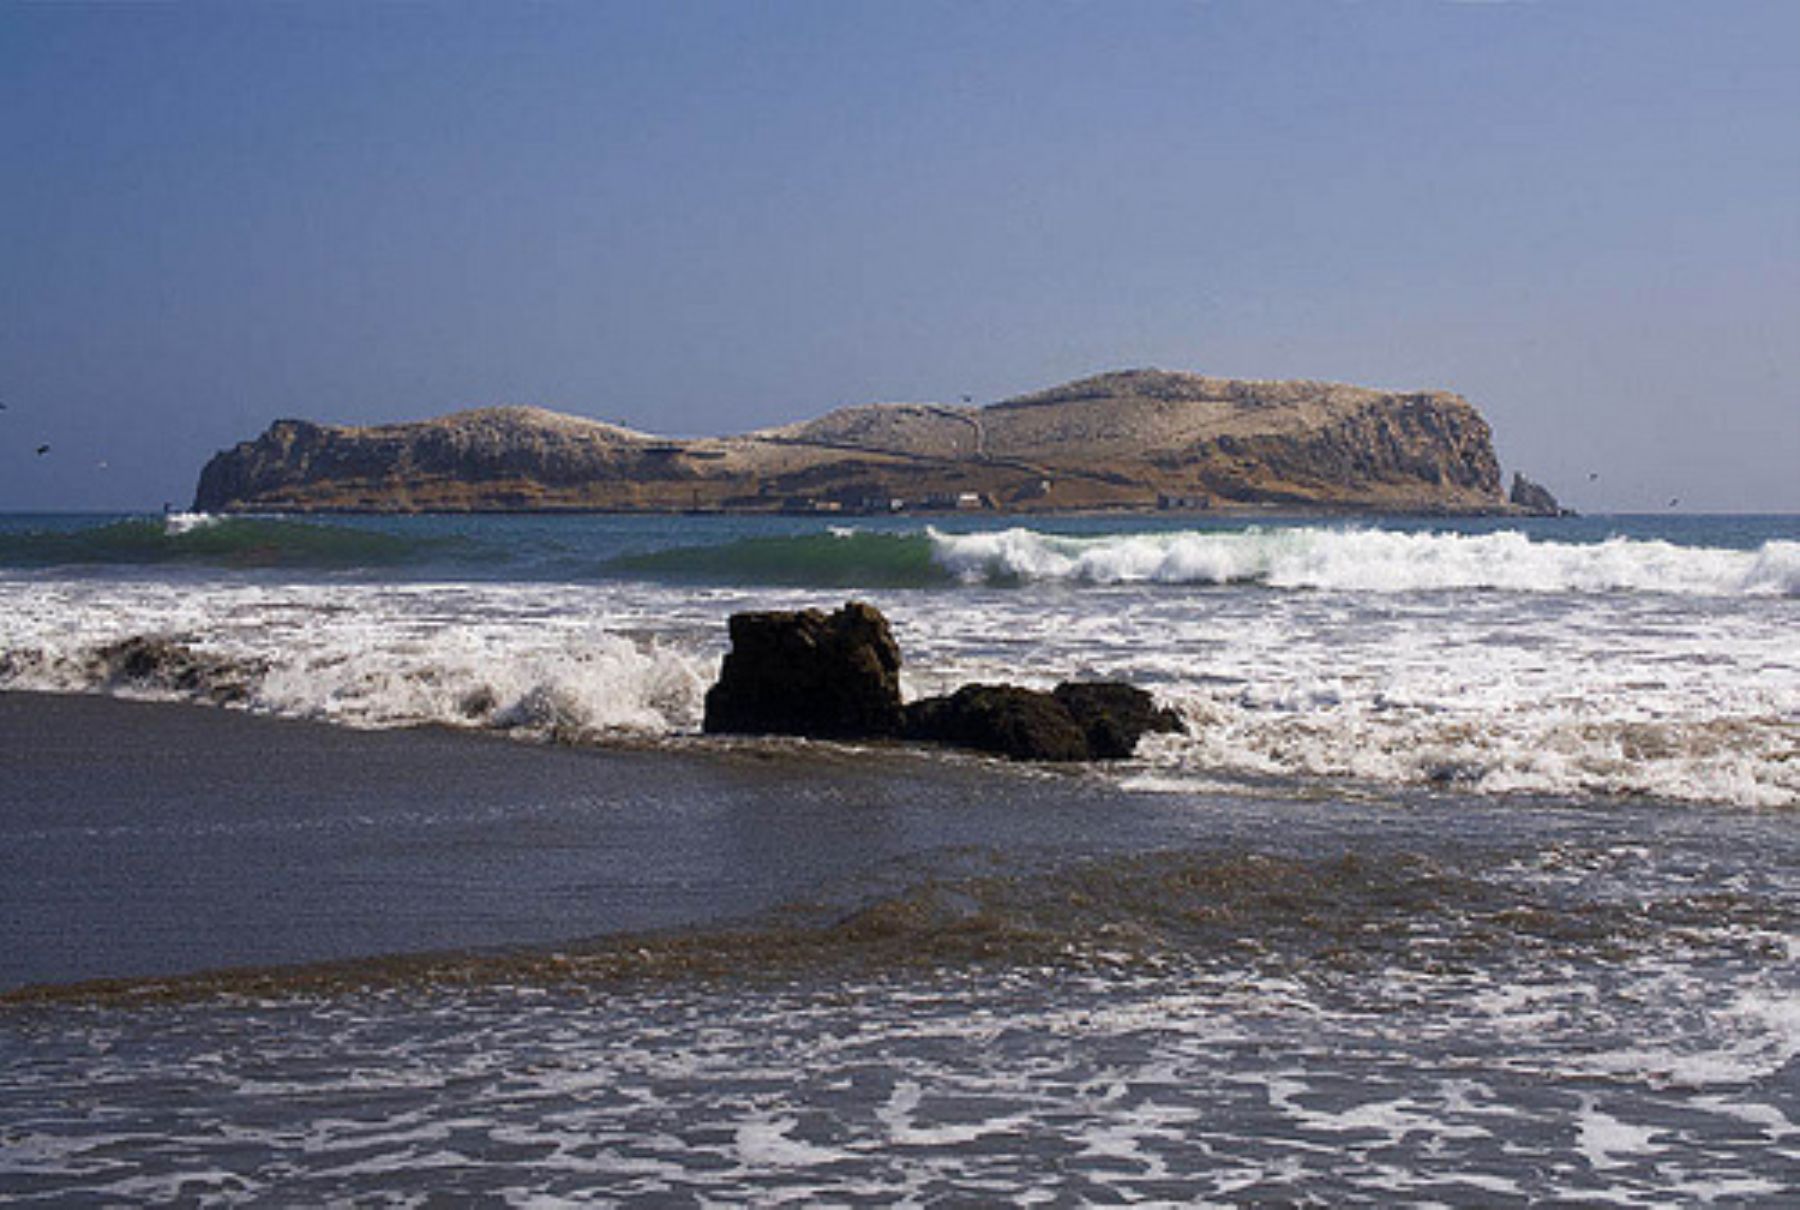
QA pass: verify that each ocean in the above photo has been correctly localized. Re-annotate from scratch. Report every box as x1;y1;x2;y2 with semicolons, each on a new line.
1;509;1796;1203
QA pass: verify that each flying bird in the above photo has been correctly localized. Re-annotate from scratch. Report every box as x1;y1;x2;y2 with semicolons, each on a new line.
1668;497;1681;508
35;444;50;456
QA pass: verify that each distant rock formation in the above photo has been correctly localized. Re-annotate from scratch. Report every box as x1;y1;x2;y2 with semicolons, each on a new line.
193;369;1527;514
1509;472;1567;516
701;601;1183;761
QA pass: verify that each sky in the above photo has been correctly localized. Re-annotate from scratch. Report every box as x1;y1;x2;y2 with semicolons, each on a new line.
2;0;1795;513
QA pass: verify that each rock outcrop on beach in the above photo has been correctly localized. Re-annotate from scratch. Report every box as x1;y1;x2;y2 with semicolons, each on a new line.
90;636;263;706
701;601;1183;761
903;681;1183;762
901;684;1093;762
702;603;905;740
1046;681;1186;759
193;369;1522;514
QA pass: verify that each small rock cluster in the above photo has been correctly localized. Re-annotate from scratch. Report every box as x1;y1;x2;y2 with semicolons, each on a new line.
1509;472;1567;516
702;602;1183;761
90;636;264;705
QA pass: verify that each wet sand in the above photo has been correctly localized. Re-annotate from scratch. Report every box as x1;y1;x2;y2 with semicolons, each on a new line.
10;689;1793;1007
0;691;1182;992
6;696;1798;1202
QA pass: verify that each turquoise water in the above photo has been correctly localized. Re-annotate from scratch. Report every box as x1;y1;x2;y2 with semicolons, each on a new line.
0;509;1794;581
1;509;1796;806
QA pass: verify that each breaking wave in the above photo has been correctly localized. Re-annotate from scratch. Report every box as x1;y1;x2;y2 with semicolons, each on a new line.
929;527;1800;596
598;526;1800;597
0;583;716;738
2;514;1794;807
1134;704;1800;810
6;516;1795;599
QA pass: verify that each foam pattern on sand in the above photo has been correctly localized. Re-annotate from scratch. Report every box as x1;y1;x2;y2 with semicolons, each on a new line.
4;927;1795;1204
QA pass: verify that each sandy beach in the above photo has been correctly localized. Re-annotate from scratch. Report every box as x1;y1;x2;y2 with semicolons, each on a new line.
1;689;1200;994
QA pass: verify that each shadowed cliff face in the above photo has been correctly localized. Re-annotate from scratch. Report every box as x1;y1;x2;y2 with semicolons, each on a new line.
1165;396;1503;506
192;371;1512;514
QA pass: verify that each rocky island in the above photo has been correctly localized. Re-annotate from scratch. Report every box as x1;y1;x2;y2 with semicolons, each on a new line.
193;369;1557;515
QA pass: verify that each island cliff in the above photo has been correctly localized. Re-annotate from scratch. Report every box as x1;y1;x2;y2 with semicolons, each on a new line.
193;369;1539;515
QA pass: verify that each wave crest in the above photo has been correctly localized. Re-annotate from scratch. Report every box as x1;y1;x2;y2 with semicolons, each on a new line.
929;528;1800;596
1;629;711;742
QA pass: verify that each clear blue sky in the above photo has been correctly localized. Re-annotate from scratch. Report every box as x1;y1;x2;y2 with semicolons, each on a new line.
3;0;1795;512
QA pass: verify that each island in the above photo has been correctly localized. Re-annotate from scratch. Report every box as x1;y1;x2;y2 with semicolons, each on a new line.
193;368;1559;515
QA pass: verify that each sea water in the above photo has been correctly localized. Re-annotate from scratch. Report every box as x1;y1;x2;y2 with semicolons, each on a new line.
2;510;1795;805
1;510;1796;1203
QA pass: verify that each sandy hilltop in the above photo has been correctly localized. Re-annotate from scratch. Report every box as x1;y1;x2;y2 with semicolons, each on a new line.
193;369;1558;515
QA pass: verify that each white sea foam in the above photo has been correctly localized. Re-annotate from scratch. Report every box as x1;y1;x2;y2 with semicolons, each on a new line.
877;1080;1030;1147
1575;1098;1665;1170
1743;539;1800;596
2;531;1796;805
930;527;1800;597
161;510;220;536
734;1115;846;1167
0;578;719;741
12;947;1793;1205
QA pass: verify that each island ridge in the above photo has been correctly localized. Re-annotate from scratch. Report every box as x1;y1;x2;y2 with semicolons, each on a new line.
193;368;1555;515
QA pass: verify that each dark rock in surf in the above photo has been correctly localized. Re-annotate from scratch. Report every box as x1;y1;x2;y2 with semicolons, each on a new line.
904;680;1183;762
702;601;905;739
903;684;1092;762
1052;681;1184;759
91;636;263;705
702;601;1183;760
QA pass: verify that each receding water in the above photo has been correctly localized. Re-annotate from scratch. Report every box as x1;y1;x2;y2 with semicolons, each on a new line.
3;694;1798;1203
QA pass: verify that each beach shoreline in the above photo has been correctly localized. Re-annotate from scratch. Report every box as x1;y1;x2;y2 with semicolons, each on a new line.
5;687;1797;1202
0;688;1192;994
